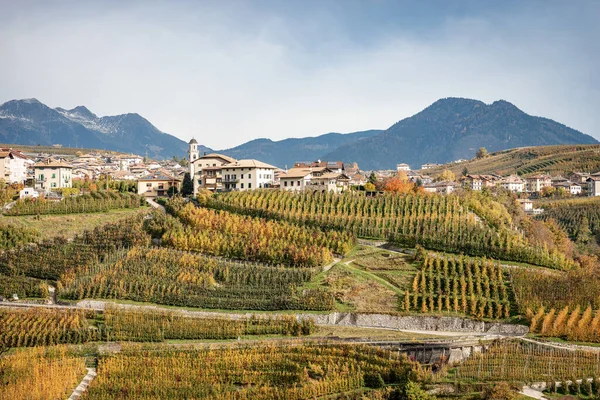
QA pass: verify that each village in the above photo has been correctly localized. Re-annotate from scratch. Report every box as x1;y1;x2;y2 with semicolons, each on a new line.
2;141;600;217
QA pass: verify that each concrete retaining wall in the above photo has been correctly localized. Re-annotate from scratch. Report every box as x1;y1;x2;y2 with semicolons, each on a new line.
76;300;528;336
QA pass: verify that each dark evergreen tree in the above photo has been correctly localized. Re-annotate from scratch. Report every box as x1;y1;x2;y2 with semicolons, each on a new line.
368;172;377;184
182;173;193;196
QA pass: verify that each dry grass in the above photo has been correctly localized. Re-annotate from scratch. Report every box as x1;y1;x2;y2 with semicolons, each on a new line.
324;264;399;313
347;246;419;291
1;208;148;239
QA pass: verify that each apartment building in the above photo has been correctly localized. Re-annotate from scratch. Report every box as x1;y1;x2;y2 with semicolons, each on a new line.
33;159;73;193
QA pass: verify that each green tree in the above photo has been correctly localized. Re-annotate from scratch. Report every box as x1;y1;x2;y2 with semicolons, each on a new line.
182;173;194;196
364;182;376;192
368;172;377;185
576;216;592;245
462;167;469;176
476;147;488;159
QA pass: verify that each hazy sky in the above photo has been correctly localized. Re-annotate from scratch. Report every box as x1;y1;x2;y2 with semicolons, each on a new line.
1;0;598;148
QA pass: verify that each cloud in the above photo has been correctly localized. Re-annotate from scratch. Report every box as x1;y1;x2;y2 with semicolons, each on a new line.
0;0;598;148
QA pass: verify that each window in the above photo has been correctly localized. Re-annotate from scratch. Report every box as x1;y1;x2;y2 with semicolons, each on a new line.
248;183;251;189
39;174;44;180
241;174;244;179
241;183;244;189
259;183;262;188
291;181;294;186
284;181;288;187
248;174;251;179
51;182;56;188
297;181;300;186
52;173;56;179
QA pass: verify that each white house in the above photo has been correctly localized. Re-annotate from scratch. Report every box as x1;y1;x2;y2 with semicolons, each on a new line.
33;159;73;193
19;187;39;199
221;159;276;191
279;168;313;191
423;181;459;194
0;149;31;183
517;199;533;212
308;172;351;193
499;175;525;193
396;163;410;172
569;183;582;195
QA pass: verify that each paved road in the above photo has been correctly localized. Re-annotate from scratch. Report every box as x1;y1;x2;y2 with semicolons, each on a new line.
145;198;165;212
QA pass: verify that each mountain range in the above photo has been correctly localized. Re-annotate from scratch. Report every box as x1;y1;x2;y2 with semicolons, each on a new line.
0;99;203;160
0;97;596;169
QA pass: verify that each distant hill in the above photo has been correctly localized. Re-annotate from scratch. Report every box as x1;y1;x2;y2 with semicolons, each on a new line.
422;144;600;177
323;98;597;170
0;99;210;159
219;130;382;168
1;97;596;167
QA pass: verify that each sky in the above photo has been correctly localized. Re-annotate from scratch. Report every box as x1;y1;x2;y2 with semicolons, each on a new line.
1;0;599;149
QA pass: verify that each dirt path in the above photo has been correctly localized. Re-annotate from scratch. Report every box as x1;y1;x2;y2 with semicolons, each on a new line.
68;367;97;400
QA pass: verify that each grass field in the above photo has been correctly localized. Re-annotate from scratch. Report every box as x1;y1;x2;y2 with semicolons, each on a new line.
317;246;419;313
1;208;148;239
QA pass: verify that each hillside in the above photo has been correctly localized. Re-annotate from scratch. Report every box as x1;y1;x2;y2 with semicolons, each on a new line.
2;97;596;167
422;144;600;177
323;98;597;170
0;99;208;159
220;130;382;168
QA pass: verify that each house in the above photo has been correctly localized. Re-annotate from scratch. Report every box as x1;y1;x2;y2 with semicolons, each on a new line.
188;141;276;193
396;163;410;172
423;181;460;194
569;172;590;184
348;172;367;186
0;148;32;183
19;187;39;199
569;182;582;195
137;175;182;198
421;163;441;170
129;164;150;178
189;146;237;194
587;176;600;196
463;174;497;191
220;159;277;191
498;175;525;193
517;199;533;213
279;168;313;191
33;159;73;193
525;175;551;193
110;170;137;181
307;172;351;193
294;160;344;174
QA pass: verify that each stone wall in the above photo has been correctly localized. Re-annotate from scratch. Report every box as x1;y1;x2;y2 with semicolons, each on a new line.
77;300;528;336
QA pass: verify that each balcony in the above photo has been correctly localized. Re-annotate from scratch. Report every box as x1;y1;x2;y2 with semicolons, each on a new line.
222;177;239;184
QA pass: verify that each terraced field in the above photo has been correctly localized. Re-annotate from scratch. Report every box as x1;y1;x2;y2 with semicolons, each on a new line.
423;144;600;177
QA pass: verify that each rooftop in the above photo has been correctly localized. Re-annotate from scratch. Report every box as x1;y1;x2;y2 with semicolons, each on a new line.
225;159;277;169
